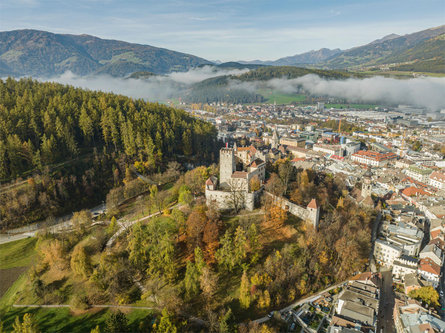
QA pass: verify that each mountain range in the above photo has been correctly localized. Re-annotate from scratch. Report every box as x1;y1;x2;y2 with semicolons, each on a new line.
0;29;211;77
0;25;444;77
240;25;445;72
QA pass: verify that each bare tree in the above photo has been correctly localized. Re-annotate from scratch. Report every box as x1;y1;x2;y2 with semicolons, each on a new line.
227;179;246;214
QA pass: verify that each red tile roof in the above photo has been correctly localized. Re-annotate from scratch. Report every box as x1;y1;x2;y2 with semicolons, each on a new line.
430;171;445;182
352;150;397;161
401;186;430;197
419;258;440;275
307;198;318;209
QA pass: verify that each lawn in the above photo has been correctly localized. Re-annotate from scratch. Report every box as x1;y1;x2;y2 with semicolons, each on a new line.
0;237;37;269
0;237;37;300
0;307;155;333
257;89;307;104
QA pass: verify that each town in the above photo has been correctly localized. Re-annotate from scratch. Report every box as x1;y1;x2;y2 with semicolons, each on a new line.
181;100;445;332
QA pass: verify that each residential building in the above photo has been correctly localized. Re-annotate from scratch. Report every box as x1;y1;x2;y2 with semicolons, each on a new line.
351;150;397;167
429;170;445;189
373;239;402;267
418;258;441;287
405;165;433;183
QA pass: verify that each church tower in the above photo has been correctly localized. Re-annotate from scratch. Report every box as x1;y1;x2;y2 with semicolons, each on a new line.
220;148;235;186
272;129;279;149
362;167;373;199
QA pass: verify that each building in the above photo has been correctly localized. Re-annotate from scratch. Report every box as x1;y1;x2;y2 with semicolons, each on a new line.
205;147;265;211
418;258;440;287
313;144;342;156
405;165;433;183
392;255;418;281
361;168;373;199
429;170;445;189
330;273;381;333
394;301;445;333
373;239;402;267
419;243;442;266
351;150;397;167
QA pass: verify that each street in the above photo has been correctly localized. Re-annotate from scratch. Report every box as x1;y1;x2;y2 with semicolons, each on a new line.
439;255;445;320
377;270;395;332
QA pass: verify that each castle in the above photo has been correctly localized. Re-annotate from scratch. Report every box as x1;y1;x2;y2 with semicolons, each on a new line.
205;146;320;230
205;145;266;211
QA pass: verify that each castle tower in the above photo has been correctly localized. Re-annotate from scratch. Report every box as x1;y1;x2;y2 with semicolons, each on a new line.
362;167;373;199
220;148;235;186
307;198;320;231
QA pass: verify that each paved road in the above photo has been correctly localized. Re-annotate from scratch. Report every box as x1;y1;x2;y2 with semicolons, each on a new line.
377;270;395;333
0;203;106;245
253;281;345;324
106;202;181;249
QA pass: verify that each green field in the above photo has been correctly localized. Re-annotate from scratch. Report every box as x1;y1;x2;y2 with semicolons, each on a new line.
0;307;155;333
0;237;37;269
258;89;307;104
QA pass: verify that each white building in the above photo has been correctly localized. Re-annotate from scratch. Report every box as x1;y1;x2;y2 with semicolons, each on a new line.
374;239;403;267
405;165;433;183
429;170;445;189
392;255;418;281
419;244;442;266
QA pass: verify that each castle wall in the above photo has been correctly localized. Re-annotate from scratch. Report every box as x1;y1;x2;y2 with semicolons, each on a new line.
265;192;319;229
205;187;262;211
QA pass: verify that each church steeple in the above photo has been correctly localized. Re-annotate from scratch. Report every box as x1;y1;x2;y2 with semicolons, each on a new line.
272;128;279;149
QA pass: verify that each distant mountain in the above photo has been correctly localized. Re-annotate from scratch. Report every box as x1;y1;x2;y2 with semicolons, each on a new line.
369;33;400;44
238;25;445;73
238;48;342;66
271;48;342;66
0;29;212;77
322;25;445;70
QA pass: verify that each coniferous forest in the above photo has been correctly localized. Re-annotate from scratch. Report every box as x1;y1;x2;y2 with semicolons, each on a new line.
0;78;218;230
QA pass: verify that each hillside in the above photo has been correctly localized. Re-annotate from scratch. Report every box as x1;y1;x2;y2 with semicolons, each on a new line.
322;25;445;70
0;78;218;229
184;66;355;104
0;30;212;77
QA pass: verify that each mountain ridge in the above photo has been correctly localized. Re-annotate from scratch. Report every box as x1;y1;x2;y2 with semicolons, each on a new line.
0;29;212;77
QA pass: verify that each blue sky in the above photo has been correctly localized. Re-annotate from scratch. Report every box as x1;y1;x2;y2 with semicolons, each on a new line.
1;0;444;61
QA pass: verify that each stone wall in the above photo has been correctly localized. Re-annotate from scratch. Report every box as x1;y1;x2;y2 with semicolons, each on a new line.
265;192;319;229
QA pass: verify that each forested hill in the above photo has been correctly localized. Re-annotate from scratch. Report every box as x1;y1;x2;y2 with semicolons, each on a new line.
184;66;355;104
0;78;218;229
0;30;212;77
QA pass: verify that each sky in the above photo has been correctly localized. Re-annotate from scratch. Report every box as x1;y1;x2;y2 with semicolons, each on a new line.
0;0;444;61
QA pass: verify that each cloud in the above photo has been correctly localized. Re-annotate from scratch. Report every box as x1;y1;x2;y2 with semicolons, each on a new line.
227;75;445;111
38;66;250;101
37;69;445;111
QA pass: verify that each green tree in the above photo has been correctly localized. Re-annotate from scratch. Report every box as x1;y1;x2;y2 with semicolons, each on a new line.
90;325;100;333
70;244;91;279
248;223;261;264
215;230;235;271
184;261;200;299
105;310;128;333
155;308;177;333
233;226;247;267
12;313;38;333
409;286;440;306
239;270;251;309
107;216;118;235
